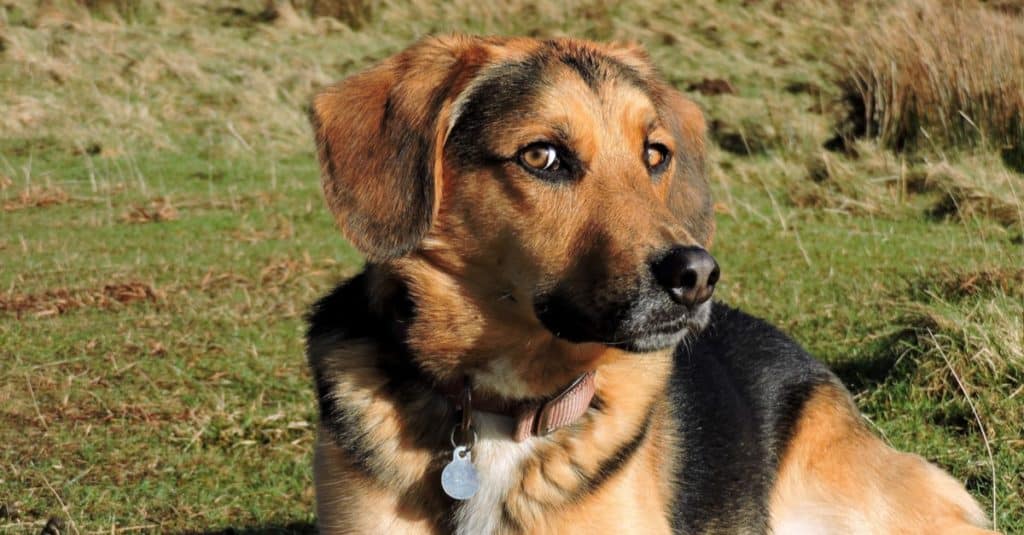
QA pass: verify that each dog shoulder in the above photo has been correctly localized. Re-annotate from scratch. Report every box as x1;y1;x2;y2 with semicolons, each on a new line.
673;301;836;452
673;303;993;534
668;302;835;532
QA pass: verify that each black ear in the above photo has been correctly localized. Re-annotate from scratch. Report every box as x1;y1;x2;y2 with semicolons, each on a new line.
310;36;487;261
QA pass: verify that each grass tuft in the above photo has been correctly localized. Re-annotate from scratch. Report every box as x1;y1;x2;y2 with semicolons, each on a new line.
924;161;1024;228
912;266;1024;300
831;0;1024;156
849;275;1023;528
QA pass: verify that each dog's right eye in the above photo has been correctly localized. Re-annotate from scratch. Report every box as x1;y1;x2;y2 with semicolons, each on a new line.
519;143;560;172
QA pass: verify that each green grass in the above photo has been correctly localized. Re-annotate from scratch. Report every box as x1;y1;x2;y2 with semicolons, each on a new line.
1;0;1022;533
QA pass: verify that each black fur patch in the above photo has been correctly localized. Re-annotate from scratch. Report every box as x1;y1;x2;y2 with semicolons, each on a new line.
572;404;654;501
306;272;452;478
551;43;651;95
558;50;603;90
447;55;549;167
669;302;834;533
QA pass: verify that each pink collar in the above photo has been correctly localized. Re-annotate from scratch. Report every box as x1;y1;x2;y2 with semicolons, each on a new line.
444;371;598;442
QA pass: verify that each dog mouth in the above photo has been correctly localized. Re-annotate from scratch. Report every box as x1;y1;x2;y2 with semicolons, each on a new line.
533;291;712;353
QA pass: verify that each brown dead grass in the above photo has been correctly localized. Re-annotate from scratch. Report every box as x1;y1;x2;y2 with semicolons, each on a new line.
933;267;1024;299
120;198;178;223
909;266;1024;301
2;185;70;211
832;0;1024;156
0;281;163;317
231;214;295;243
791;150;893;215
194;254;342;295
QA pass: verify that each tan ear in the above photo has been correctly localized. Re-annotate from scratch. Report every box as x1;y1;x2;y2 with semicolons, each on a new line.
310;36;488;261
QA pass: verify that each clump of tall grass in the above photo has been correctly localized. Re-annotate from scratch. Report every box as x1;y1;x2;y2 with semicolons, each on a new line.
831;0;1024;162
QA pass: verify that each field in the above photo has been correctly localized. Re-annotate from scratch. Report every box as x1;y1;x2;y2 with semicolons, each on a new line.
1;0;1021;533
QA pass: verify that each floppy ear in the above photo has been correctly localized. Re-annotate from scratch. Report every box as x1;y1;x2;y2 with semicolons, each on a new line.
310;36;487;261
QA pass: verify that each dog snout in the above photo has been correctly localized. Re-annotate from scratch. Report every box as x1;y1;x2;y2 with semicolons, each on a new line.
651;246;720;307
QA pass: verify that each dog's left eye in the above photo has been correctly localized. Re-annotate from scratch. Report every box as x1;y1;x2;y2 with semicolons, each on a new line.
645;143;671;174
519;143;560;171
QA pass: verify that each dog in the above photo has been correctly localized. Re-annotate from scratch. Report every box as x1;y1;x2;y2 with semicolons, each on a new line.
305;35;995;534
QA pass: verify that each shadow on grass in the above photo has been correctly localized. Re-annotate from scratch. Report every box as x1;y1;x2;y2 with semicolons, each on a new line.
830;328;918;393
184;522;316;535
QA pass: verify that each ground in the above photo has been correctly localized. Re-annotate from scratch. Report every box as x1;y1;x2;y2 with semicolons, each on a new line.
1;0;1021;533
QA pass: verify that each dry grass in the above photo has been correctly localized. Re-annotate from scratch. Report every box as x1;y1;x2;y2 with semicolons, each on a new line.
0;281;163;317
895;292;1023;445
914;266;1024;300
1;185;69;211
925;159;1024;227
119;198;178;224
832;0;1024;160
788;145;1024;228
791;144;904;215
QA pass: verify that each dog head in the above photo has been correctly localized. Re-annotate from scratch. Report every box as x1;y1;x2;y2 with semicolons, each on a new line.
311;36;717;380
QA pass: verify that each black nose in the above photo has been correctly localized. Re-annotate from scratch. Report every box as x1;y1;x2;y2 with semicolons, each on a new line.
651;246;720;306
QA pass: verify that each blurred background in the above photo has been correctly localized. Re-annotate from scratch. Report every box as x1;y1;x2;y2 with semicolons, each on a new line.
1;0;1021;533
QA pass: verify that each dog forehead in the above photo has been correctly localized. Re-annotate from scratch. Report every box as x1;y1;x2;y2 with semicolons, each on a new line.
446;44;658;148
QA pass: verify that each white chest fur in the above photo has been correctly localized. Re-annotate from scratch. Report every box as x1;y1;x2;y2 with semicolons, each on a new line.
453;412;536;535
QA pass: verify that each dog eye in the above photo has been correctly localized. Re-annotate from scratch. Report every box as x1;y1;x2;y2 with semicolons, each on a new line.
645;143;671;174
519;143;560;171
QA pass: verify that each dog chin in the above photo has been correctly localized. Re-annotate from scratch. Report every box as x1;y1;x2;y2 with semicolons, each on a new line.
620;328;691;353
617;300;712;353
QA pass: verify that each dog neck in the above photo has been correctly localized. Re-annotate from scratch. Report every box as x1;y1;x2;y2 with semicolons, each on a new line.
438;370;598;442
309;267;677;530
359;262;601;439
366;259;616;400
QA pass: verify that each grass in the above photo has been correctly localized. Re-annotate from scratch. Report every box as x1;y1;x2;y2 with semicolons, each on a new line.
831;0;1024;162
1;0;1022;532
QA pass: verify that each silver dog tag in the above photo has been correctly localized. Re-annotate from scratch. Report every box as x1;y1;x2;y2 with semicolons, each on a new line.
441;446;479;500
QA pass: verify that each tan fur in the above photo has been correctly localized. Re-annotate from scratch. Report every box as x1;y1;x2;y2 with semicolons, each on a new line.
769;383;996;535
315;438;444;535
